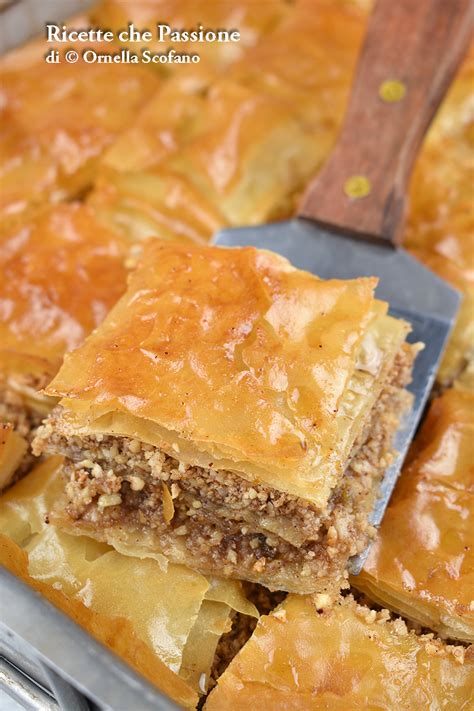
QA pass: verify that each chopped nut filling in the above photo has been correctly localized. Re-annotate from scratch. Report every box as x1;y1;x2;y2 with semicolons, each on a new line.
0;373;53;481
34;347;414;593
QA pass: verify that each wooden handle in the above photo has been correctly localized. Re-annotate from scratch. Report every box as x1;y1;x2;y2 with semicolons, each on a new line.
298;0;474;246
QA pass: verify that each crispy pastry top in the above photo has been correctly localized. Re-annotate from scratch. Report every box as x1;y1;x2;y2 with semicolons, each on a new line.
357;387;474;640
90;73;325;236
0;203;129;378
205;594;474;710
0;19;158;224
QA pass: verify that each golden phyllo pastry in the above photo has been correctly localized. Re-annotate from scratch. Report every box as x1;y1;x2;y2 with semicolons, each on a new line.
0;203;130;481
88;73;324;244
34;240;417;593
86;0;369;247
88;75;228;245
354;387;474;642
0;22;158;226
0;457;258;707
205;594;474;710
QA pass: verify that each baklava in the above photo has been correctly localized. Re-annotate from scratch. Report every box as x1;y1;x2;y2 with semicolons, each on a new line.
0;457;258;707
0;21;158;226
88;75;228;245
354;387;474;642
0;203;130;482
34;241;418;593
205;594;474;710
88;73;324;241
87;0;368;245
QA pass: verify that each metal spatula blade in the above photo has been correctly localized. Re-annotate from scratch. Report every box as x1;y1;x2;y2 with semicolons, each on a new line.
214;219;460;573
213;0;473;573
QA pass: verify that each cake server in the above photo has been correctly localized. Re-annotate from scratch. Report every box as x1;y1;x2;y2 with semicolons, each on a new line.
215;0;473;572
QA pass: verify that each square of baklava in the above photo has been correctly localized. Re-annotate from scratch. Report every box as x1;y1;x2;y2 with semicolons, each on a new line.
34;240;418;593
355;387;474;642
0;203;130;484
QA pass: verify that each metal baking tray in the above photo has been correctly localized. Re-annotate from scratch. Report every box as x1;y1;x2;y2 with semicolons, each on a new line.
0;2;450;708
0;3;178;708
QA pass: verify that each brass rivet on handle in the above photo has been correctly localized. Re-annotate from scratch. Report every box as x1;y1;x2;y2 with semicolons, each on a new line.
344;175;372;199
379;79;406;103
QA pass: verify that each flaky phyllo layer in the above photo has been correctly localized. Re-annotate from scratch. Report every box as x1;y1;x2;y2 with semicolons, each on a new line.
0;458;259;705
34;242;419;593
